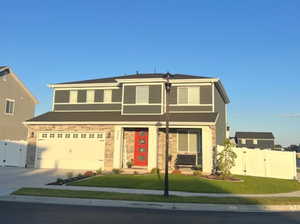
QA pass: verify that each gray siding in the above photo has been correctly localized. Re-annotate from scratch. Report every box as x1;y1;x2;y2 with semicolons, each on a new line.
170;106;213;112
54;104;121;111
112;89;122;102
124;86;136;104
123;105;161;114
200;85;212;104
237;138;275;149
149;85;162;104
77;90;87;103
0;72;36;140
214;85;226;145
94;90;104;102
169;86;177;104
54;90;69;103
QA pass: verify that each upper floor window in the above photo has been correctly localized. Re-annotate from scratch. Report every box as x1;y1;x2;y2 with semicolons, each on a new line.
136;86;149;104
5;99;15;115
103;90;112;103
253;139;258;144
240;139;246;144
70;90;77;104
178;87;200;105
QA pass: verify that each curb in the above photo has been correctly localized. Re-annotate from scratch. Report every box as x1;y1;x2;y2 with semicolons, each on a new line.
1;195;300;213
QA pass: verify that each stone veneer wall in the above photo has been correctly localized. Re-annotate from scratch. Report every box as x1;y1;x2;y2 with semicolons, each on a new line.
123;129;135;166
26;124;115;170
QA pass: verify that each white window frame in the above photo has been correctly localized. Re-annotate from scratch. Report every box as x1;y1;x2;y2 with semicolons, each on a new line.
177;129;200;153
4;99;15;115
241;139;246;144
103;89;112;103
86;90;95;103
253;139;258;145
135;85;149;104
70;90;77;104
177;87;200;105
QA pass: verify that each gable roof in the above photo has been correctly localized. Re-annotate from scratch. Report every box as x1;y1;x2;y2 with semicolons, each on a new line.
56;73;213;85
0;66;39;104
235;132;275;139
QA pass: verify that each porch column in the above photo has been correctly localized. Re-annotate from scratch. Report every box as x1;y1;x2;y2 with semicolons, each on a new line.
148;126;158;171
113;126;122;169
202;126;213;174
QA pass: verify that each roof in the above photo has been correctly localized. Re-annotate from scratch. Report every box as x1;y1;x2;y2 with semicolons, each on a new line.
235;132;275;139
26;111;218;123
57;73;213;85
0;66;7;70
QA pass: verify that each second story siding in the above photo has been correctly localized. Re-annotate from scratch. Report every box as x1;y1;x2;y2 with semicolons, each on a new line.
53;88;122;112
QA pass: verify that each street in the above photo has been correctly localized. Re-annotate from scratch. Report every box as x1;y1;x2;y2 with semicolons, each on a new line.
1;201;300;224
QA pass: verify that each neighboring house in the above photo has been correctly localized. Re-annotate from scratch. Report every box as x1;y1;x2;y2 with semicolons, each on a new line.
24;73;230;173
0;66;38;140
235;132;275;149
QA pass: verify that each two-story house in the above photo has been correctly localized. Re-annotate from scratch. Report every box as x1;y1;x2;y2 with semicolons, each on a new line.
0;66;38;140
25;73;229;174
235;132;275;149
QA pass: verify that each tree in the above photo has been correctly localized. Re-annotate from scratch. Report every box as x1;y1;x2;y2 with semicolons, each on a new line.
217;139;237;178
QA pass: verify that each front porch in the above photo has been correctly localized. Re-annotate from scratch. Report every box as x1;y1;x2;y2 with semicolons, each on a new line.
112;125;216;174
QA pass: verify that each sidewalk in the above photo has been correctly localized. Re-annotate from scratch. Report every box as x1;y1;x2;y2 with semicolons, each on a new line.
38;185;300;198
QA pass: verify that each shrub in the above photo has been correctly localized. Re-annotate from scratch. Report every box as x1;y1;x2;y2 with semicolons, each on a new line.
172;169;181;174
150;168;160;175
193;165;202;171
96;168;102;175
193;170;202;176
84;171;94;177
112;169;122;174
217;139;237;178
66;172;73;179
126;161;133;168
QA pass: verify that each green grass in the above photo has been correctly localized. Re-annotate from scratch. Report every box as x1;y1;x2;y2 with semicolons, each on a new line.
13;187;300;205
68;174;300;194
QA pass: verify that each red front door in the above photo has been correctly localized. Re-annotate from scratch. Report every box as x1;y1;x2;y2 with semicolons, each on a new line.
134;129;148;166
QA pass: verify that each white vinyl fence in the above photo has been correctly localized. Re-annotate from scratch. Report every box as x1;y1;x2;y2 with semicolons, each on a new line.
0;141;27;167
217;146;297;180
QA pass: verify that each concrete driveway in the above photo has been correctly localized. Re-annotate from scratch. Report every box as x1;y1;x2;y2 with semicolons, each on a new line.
0;167;86;196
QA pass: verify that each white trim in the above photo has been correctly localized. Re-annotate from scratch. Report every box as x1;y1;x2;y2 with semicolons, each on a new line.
52;90;55;111
170;104;213;106
116;78;166;83
169;111;213;113
123;103;161;106
121;84;125;115
4;98;15;115
122;82;164;86
52;86;120;90
53;110;121;112
24;121;216;126
49;83;119;88
212;82;215;112
172;83;212;86
54;102;121;105
176;129;201;153
170;78;219;83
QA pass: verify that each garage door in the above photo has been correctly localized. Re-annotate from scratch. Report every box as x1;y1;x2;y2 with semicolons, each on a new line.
36;132;105;170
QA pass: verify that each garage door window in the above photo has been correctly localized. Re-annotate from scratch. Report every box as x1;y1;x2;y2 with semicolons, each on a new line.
81;134;86;138
58;134;63;138
89;134;95;138
65;134;71;138
73;134;78;138
50;134;55;138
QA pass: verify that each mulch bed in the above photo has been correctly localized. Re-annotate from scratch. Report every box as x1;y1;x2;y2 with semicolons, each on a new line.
200;175;243;182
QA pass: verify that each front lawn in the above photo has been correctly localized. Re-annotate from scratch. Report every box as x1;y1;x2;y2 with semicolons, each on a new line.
68;174;300;194
13;188;300;205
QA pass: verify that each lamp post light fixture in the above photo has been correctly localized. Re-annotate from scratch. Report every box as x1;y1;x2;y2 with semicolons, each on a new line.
164;72;171;197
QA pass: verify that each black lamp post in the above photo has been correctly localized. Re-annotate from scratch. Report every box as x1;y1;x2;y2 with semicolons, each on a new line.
164;72;171;197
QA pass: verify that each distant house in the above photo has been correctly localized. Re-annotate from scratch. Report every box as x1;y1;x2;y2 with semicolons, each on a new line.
0;66;38;140
235;132;275;149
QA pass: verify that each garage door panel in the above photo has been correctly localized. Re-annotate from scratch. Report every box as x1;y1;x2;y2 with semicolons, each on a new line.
36;132;105;170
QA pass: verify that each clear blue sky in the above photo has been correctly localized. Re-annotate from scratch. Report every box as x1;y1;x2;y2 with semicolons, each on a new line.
1;0;299;146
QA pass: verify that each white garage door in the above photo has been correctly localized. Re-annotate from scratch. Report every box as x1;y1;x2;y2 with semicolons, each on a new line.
36;132;105;170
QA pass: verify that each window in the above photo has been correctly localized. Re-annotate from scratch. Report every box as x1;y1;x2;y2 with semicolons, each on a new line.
42;133;48;138
253;139;258;144
178;87;200;104
73;134;78;138
57;134;63;138
65;134;71;138
70;91;77;104
177;129;200;153
81;133;86;138
89;133;95;138
50;134;55;138
5;99;15;115
136;86;149;104
103;90;112;103
241;139;246;144
97;133;103;139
